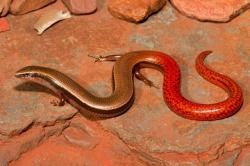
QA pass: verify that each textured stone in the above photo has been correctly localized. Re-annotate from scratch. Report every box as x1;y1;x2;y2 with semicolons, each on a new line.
0;18;10;32
62;0;97;15
170;0;250;22
9;0;56;15
9;117;143;165
108;0;166;22
0;123;69;165
0;0;250;165
0;0;12;16
234;147;250;165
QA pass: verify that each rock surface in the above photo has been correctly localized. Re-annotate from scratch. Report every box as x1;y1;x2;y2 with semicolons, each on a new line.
9;0;56;15
170;0;250;22
0;18;10;32
0;0;250;165
62;0;97;15
108;0;166;22
0;0;12;16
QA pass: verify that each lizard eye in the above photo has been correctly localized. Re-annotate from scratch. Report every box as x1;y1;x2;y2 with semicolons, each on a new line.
23;73;31;77
15;73;32;78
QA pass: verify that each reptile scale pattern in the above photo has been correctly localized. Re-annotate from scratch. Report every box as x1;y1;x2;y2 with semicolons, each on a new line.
15;51;243;121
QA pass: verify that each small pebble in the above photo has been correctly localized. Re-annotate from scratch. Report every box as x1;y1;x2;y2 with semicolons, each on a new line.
62;0;97;15
108;0;166;22
0;18;10;32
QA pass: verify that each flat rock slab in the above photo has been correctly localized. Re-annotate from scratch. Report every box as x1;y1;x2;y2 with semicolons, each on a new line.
10;0;56;15
62;0;97;15
8;117;143;165
170;0;250;22
0;0;250;165
0;18;10;32
108;0;166;22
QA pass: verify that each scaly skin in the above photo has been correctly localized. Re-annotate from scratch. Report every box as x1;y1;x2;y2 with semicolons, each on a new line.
163;51;243;120
15;51;243;120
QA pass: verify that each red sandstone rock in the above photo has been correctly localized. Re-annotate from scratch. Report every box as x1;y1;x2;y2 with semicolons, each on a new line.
0;0;12;16
108;0;166;22
0;18;10;32
170;0;250;22
9;117;143;165
9;0;56;15
1;1;250;165
62;0;97;15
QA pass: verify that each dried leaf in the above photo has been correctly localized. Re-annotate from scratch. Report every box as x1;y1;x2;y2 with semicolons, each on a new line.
34;10;71;35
